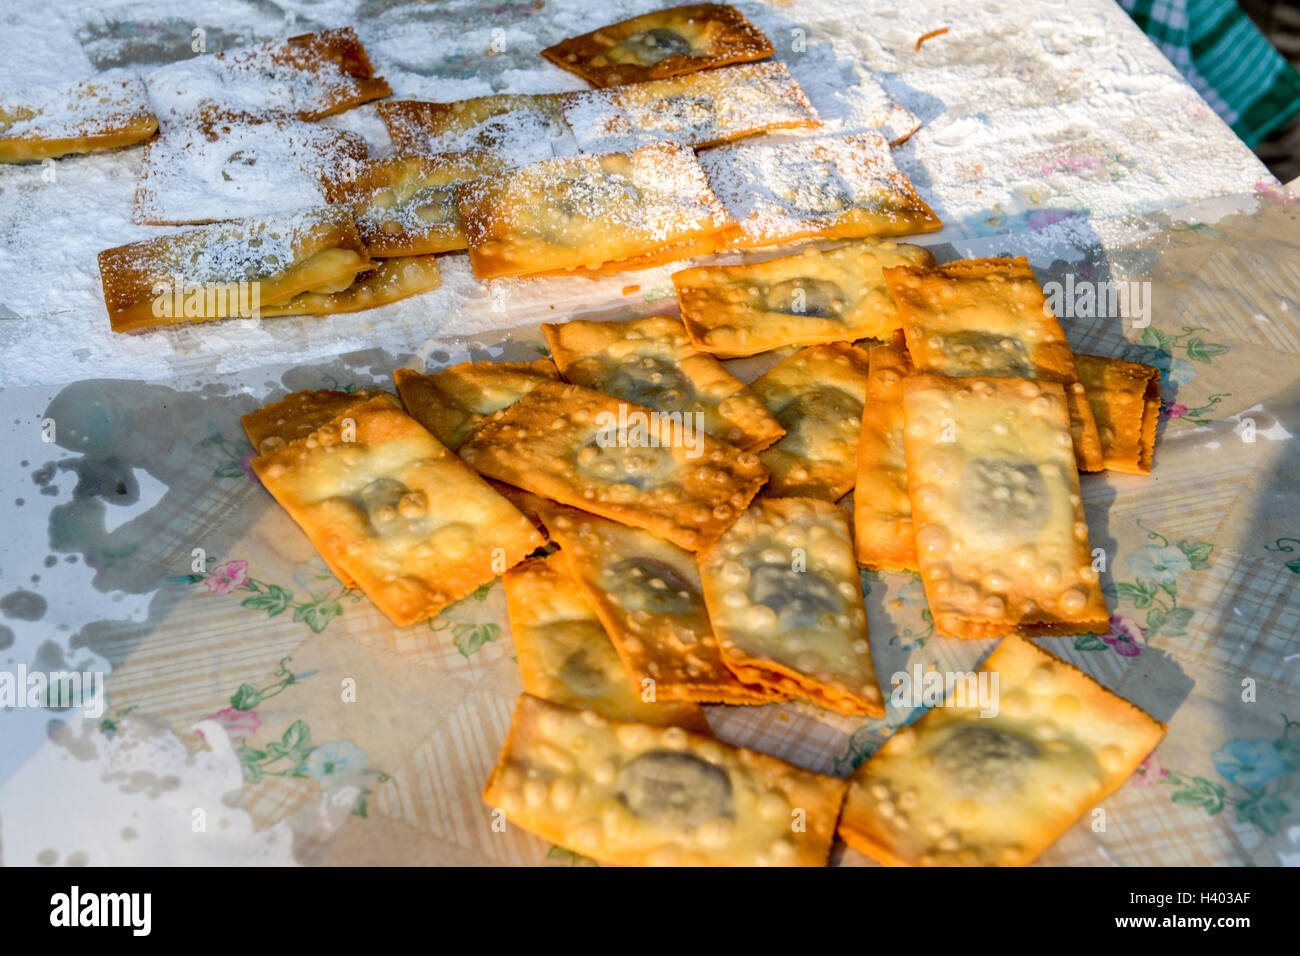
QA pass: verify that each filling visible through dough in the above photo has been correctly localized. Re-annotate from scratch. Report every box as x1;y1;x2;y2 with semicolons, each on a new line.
615;750;733;826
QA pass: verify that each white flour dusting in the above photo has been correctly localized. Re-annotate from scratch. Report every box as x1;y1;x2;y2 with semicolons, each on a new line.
0;0;1274;387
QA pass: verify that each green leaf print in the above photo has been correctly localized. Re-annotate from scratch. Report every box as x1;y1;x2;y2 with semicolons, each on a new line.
453;622;501;657
1169;776;1225;814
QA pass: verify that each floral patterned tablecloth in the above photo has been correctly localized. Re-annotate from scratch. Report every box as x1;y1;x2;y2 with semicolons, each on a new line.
0;0;1298;866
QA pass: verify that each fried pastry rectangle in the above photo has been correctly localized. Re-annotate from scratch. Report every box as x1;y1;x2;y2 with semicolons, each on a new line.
484;694;847;866
241;388;399;458
673;238;936;358
855;340;917;571
559;61;819;153
885;256;1104;472
749;342;873;500
0;75;156;163
248;395;544;627
540;3;775;88
457;382;769;552
542;315;783;451
698;132;941;249
147;27;389;128
133;118;368;225
376;94;575;167
241;388;400;588
393;358;561;450
538;500;780;705
698;497;883;716
838;634;1166;866
98;207;372;332
901;375;1108;639
256;254;442;318
503;553;709;732
320;151;506;257
1075;353;1161;475
455;142;733;279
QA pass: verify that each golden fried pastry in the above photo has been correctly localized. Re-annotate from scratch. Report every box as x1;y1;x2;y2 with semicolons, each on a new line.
484;694;847;865
320;151;507;256
698;496;884;716
503;553;710;732
901;375;1109;639
538;500;780;705
543;315;783;451
673;238;936;358
748;342;873;500
241;387;400;457
376;93;574;166
256;254;442;317
133;118;368;225
98;207;373;332
457;382;769;552
455;142;733;278
854;339;917;571
559;61;819;153
540;3;775;88
885;256;1104;472
0;75;156;163
1074;354;1161;475
147;27;389;128
393;358;561;450
838;634;1166;866
247;394;544;627
697;131;941;249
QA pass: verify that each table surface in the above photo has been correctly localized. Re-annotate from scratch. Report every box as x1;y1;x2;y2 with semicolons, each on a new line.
1;0;1298;867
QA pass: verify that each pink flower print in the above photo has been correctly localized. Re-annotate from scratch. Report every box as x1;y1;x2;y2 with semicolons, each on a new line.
1134;748;1168;787
1161;401;1187;419
238;450;260;484
1103;614;1146;657
206;560;249;596
197;707;261;741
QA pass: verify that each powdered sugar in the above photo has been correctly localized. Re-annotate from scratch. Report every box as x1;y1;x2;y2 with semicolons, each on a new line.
0;0;1276;387
560;60;820;153
133;119;368;224
0;72;154;145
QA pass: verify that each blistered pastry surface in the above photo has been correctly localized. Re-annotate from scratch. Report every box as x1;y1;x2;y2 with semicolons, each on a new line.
1075;353;1161;475
503;554;709;731
839;634;1166;866
458;382;769;552
749;342;873;500
854;341;917;571
900;375;1108;638
539;501;779;705
540;3;775;88
886;256;1104;472
698;131;941;249
98;206;372;331
320;151;507;257
250;395;543;627
394;359;560;450
484;694;847;866
455;142;733;278
673;239;935;357
377;94;576;167
543;314;784;451
698;496;883;716
560;61;819;153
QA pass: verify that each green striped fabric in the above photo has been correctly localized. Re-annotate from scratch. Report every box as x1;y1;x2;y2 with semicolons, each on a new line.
1120;0;1300;147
